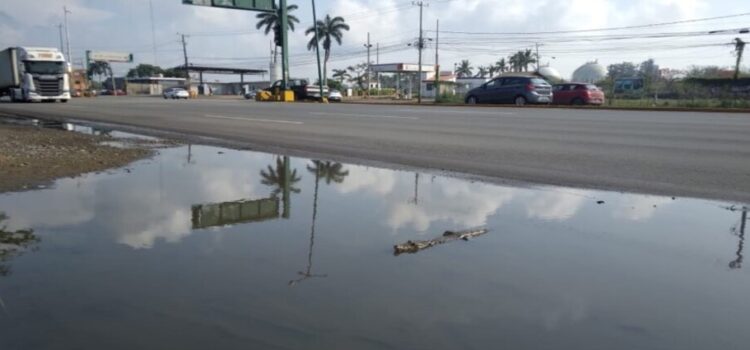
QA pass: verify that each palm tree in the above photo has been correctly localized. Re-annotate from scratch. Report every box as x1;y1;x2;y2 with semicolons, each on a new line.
456;60;473;78
475;66;489;78
495;58;508;74
509;52;524;72
86;61;111;86
306;15;350;86
256;4;300;54
260;156;302;198
522;49;537;72
289;161;349;286
332;68;350;85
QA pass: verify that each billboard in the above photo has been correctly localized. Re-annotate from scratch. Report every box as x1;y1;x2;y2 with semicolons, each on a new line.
87;51;133;63
191;197;280;229
182;0;275;12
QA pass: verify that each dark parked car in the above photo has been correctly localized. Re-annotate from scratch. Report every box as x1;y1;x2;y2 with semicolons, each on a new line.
552;83;605;105
265;79;328;101
465;76;552;106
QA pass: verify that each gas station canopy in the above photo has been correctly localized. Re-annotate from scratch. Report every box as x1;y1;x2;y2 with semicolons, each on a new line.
370;63;435;73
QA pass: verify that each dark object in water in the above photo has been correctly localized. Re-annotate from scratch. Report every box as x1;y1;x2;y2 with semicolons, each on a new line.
394;228;489;255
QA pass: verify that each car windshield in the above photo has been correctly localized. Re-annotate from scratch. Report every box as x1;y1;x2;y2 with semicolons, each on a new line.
531;78;549;85
24;61;65;75
586;84;599;90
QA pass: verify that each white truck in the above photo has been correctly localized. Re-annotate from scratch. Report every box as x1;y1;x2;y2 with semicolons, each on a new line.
0;47;71;103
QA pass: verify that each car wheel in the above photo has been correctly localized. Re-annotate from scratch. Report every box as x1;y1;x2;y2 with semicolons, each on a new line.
515;96;527;106
572;98;585;106
466;96;478;104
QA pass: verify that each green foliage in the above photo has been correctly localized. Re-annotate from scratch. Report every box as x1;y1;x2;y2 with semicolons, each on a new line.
306;15;349;86
255;4;300;47
435;93;465;104
126;64;163;78
86;61;111;82
456;60;473;78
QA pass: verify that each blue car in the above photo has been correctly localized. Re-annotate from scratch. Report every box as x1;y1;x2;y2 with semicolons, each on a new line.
465;75;553;106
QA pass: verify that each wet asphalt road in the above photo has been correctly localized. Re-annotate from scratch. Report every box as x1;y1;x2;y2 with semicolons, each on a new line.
1;96;749;203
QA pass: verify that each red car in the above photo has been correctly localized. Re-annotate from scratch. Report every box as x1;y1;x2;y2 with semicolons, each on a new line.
552;83;605;105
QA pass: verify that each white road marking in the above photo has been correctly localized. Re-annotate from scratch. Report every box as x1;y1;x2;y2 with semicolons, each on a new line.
309;112;419;120
204;114;303;125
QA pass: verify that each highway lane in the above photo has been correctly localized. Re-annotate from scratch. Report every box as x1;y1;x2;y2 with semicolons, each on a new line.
2;97;749;202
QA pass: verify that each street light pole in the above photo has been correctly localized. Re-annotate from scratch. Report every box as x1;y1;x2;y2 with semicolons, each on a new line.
365;32;372;97
415;1;425;104
63;6;72;63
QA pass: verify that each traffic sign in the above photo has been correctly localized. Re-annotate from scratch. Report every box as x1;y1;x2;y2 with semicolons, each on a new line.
182;0;275;12
86;51;133;63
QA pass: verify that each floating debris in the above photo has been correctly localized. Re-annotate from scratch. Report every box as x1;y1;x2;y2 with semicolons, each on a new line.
597;200;605;205
394;228;489;256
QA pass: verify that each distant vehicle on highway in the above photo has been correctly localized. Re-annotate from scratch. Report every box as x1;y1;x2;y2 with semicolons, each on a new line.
266;79;328;101
465;75;552;106
0;46;71;103
552;83;605;105
101;89;126;96
244;89;257;100
163;87;189;99
328;89;342;102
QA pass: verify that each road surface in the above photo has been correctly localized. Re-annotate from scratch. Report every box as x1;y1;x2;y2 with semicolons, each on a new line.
1;97;749;203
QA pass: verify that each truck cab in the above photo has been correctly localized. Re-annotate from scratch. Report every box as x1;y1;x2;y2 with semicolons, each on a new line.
0;47;71;102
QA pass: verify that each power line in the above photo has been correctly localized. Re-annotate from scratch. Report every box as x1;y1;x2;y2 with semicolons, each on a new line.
429;12;750;35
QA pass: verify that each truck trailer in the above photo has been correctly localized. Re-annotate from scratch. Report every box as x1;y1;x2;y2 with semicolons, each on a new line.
0;47;71;102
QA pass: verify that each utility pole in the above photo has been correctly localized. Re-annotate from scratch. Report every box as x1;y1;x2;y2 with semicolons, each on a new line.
734;38;746;80
63;6;72;63
57;24;65;53
434;19;439;92
376;42;380;92
414;1;426;104
364;32;372;97
149;0;158;65
180;34;190;87
535;42;541;71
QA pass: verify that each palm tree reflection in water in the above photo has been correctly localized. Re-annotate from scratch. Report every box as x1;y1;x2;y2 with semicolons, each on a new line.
289;161;349;286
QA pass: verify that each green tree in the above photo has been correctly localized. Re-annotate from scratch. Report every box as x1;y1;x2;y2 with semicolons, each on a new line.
495;58;508;74
332;68;350;85
126;64;164;78
306;15;350;86
475;66;489;78
87;61;111;84
607;62;638;80
456;60;473;78
523;49;537;72
346;63;368;90
256;4;300;48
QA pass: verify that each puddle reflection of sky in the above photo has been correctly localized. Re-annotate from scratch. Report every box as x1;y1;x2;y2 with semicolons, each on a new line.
0;144;748;350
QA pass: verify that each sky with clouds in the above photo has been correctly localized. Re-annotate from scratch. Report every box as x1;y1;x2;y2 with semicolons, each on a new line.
1;0;749;81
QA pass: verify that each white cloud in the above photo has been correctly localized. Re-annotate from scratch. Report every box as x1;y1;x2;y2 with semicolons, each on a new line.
525;189;589;221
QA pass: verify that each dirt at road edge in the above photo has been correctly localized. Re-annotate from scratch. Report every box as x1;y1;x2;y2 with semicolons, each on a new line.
0;124;156;193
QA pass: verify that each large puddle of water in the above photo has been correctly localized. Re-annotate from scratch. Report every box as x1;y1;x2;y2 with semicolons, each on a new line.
1;137;748;349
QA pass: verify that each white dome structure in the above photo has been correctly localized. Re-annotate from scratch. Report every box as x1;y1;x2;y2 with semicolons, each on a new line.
572;61;607;83
536;66;562;82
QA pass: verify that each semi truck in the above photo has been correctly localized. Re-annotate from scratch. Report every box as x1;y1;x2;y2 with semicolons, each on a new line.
0;47;71;102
